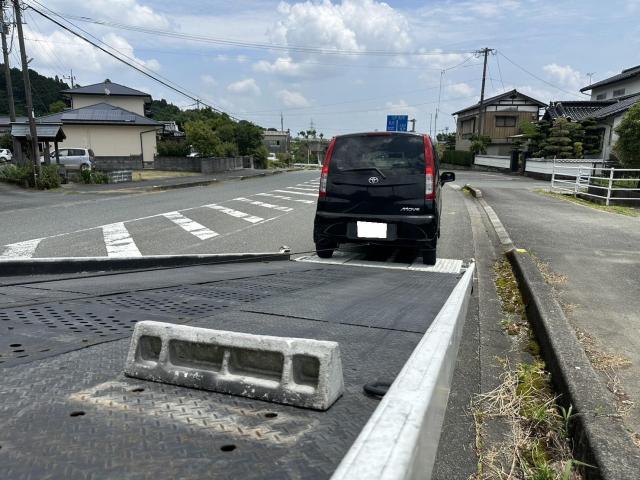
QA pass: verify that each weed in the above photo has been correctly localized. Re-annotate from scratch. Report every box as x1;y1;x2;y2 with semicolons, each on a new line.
535;189;640;217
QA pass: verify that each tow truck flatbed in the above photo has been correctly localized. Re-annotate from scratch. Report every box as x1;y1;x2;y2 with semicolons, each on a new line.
0;258;469;479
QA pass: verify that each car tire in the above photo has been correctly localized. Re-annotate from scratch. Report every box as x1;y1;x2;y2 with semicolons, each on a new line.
422;248;437;265
316;239;335;258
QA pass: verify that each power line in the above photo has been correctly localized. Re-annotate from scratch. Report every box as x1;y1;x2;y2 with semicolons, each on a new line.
26;1;237;119
495;51;506;92
497;51;583;97
33;7;474;57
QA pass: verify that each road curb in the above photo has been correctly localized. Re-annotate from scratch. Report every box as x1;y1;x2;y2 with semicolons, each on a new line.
507;249;640;479
465;183;640;478
0;252;290;277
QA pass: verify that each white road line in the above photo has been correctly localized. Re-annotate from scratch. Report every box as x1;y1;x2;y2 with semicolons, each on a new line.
205;204;264;223
232;197;293;212
274;189;318;197
1;238;42;258
102;222;141;257
255;193;315;204
163;211;219;240
288;186;318;192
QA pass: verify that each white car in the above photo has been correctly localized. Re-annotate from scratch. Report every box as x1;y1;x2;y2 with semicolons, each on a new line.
0;148;12;162
40;147;94;171
267;153;278;161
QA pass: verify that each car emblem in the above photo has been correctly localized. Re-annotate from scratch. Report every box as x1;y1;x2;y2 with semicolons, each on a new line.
368;176;380;184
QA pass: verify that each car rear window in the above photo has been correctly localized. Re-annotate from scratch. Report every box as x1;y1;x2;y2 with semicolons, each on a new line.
330;134;425;176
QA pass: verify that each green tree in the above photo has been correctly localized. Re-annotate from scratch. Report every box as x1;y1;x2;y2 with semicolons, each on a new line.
48;100;66;113
581;118;604;157
543;118;581;159
0;133;12;150
613;103;640;167
437;132;456;151
184;120;221;157
469;134;492;155
234;120;264;156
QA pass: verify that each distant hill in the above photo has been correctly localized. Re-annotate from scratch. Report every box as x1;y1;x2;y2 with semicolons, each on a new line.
0;66;70;116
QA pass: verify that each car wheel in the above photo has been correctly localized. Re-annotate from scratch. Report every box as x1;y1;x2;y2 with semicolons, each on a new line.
316;239;336;258
421;248;437;265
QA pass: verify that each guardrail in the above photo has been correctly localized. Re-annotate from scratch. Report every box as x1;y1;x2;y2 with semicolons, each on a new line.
550;160;640;206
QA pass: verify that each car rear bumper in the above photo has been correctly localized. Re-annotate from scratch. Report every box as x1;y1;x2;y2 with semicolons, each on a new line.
314;211;437;246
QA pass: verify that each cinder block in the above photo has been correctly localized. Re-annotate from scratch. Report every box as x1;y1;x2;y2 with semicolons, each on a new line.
124;321;344;410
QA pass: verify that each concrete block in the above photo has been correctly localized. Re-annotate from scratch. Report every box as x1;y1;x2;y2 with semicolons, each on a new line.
124;321;344;410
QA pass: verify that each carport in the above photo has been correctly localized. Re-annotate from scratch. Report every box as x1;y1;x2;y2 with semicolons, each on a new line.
10;122;66;165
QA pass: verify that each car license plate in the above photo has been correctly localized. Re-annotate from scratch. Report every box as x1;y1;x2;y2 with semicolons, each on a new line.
357;221;387;239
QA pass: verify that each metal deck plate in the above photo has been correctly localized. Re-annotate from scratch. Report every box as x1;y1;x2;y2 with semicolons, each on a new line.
0;262;461;479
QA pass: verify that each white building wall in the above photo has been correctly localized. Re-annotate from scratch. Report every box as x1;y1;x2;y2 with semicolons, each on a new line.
590;77;640;101
70;95;147;116
58;124;158;162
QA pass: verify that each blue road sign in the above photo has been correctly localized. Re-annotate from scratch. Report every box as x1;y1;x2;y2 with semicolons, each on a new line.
386;115;409;132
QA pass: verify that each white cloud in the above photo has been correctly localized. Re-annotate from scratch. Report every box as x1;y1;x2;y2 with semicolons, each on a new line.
201;75;217;87
385;99;418;116
227;78;261;96
447;82;474;97
543;63;586;92
25;28;160;76
48;0;169;29
258;0;412;76
277;89;311;107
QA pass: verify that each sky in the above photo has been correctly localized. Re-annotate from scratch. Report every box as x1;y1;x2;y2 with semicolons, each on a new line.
9;0;640;137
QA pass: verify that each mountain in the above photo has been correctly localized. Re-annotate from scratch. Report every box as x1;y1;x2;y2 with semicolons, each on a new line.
0;66;70;116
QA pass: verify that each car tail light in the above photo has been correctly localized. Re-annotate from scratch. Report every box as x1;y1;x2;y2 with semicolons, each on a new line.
319;138;336;198
423;135;436;200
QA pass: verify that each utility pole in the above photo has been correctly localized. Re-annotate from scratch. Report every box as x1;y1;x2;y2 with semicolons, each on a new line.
586;72;595;86
1;0;22;164
13;0;40;176
476;47;495;136
63;68;75;88
428;113;433;137
280;112;284;132
409;118;416;133
433;69;444;138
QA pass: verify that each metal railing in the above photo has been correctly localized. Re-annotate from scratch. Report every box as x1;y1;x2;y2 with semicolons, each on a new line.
550;159;640;206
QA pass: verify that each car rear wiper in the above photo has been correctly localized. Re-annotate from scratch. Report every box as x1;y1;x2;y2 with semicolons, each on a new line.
339;167;386;179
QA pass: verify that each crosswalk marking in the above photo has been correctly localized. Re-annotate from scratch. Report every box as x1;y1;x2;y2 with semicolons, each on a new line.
295;184;319;189
288;186;318;192
163;211;219;240
1;238;42;258
255;193;315;204
205;204;264;223
274;189;318;197
102;223;141;257
232;197;293;212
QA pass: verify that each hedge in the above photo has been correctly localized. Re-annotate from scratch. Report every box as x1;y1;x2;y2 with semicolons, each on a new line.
442;150;474;166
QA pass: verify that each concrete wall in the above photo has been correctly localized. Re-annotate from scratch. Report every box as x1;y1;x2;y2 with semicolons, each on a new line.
58;124;158;163
154;156;245;173
70;95;147;116
474;155;511;169
154;156;201;172
201;157;243;173
93;156;143;171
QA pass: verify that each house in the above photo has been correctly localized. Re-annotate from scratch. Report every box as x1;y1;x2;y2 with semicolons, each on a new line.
0;116;27;134
36;103;162;163
452;89;546;155
580;65;640;101
262;129;290;154
62;79;151;116
542;66;640;159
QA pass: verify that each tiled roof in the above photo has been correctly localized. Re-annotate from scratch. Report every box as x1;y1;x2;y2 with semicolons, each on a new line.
452;89;546;116
545;100;614;121
37;103;161;126
592;93;640;119
580;65;640;92
61;80;151;98
11;122;66;141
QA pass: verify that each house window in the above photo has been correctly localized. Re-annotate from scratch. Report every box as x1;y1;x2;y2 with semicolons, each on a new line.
613;88;626;97
460;118;475;137
596;93;607;100
495;116;517;127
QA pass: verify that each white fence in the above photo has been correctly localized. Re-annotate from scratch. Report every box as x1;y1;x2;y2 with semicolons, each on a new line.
474;155;511;169
550;160;640;206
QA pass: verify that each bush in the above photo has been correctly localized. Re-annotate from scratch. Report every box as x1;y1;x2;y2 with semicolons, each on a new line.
0;163;61;189
0;133;12;150
157;139;190;157
614;103;640;167
442;150;474;166
80;169;109;184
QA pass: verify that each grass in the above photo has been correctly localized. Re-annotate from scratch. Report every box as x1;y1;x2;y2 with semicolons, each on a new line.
132;170;199;181
472;260;590;479
534;189;640;217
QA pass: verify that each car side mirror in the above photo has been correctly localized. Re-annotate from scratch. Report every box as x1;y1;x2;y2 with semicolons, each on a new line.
440;171;455;185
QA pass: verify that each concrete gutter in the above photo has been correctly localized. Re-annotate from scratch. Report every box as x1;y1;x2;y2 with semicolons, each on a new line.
508;250;640;479
0;252;290;276
465;182;640;479
331;263;475;480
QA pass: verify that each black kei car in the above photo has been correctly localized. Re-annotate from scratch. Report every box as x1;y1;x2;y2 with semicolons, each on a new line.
313;132;455;265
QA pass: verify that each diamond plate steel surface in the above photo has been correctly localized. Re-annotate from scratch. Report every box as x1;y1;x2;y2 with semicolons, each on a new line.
0;263;454;479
